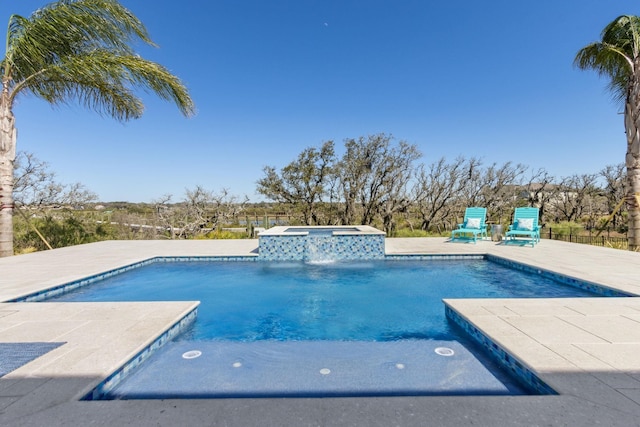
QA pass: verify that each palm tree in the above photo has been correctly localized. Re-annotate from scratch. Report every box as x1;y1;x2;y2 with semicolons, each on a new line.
575;15;640;251
0;0;195;257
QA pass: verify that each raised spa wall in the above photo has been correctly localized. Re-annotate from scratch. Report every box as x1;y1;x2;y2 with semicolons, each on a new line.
257;226;386;261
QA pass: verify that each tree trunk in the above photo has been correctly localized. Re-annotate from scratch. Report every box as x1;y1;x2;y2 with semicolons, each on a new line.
625;70;640;251
0;95;16;257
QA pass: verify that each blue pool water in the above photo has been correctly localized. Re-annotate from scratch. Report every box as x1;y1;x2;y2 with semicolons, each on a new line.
49;258;603;399
52;259;597;342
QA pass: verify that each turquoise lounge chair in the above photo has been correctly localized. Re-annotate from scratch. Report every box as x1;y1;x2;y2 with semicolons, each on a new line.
451;207;487;243
505;207;541;247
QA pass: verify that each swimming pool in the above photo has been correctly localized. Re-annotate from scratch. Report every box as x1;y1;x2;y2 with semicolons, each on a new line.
50;258;601;342
40;256;622;399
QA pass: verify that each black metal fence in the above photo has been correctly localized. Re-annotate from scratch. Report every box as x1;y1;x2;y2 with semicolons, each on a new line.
543;228;628;249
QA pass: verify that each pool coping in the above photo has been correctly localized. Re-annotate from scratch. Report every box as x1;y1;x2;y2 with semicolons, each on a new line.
0;238;639;426
259;225;386;236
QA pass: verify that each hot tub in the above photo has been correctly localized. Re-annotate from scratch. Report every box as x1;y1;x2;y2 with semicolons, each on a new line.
257;226;386;261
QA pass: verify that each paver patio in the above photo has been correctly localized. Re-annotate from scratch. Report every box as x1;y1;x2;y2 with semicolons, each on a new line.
0;238;639;426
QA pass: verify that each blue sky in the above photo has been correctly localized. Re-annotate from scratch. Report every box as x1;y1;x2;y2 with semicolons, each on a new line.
1;0;637;202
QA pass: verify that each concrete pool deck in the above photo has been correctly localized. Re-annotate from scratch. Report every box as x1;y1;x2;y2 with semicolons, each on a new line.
0;238;638;426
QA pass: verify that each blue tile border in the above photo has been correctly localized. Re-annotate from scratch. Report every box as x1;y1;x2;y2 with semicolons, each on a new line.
155;256;259;263
83;306;199;400
385;254;485;261
445;305;557;396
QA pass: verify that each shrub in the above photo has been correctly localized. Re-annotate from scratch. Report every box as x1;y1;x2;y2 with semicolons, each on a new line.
393;228;448;238
548;221;583;237
198;230;247;240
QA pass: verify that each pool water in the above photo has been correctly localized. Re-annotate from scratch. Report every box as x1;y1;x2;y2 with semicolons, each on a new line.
52;259;596;342
52;258;604;399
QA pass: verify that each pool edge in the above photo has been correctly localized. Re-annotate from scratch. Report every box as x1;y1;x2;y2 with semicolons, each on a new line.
81;303;200;401
444;304;557;396
20;253;633;401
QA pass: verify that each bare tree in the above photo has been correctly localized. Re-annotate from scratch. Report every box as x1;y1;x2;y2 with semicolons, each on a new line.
521;168;556;222
455;157;484;208
475;162;528;223
257;141;335;225
412;157;476;232
599;163;627;230
13;151;96;208
209;188;249;230
551;174;599;222
154;187;248;239
12;151;97;251
377;143;421;234
448;159;527;225
179;186;216;238
153;194;178;239
337;134;420;231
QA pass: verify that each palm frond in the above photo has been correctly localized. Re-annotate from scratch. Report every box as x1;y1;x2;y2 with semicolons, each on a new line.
4;0;194;119
9;0;152;80
31;0;153;50
3;14;28;79
15;49;194;120
22;67;144;121
601;15;640;58
574;15;640;103
575;42;630;102
5;14;27;56
106;54;195;117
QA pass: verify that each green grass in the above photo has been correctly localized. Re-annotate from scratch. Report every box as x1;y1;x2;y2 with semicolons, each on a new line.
197;230;249;240
392;228;449;238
